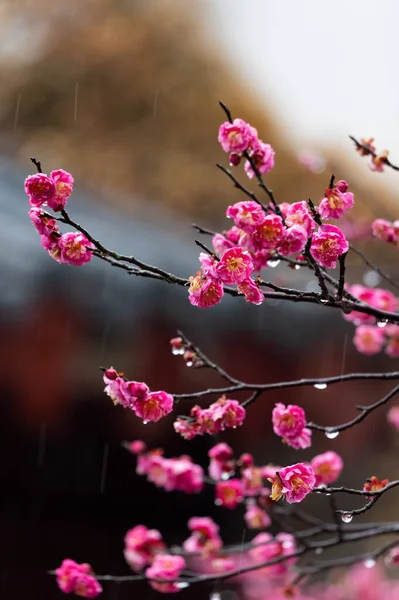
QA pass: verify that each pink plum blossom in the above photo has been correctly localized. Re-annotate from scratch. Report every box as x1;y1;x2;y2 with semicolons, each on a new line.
311;451;344;486
183;517;222;554
29;207;59;236
353;325;385;355
137;451;204;494
386;335;399;358
124;525;165;571
218;119;257;153
250;249;272;272
343;284;397;325
241;466;264;496
272;403;312;449
58;232;94;266
226;201;266;234
369;149;389;172
385;546;399;567
212;233;235;255
146;554;186;594
387;406;399;430
237;279;264;305
55;560;102;598
210;396;246;429
249;532;296;576
48;169;74;211
24;173;56;207
208;443;234;481
216;247;254;285
188;273;224;308
285;201;316;237
270;463;315;504
133;390;174;423
128;440;147;455
215;479;244;509
278;225;308;256
318;180;354;220
309;224;349;268
372;218;399;244
244;502;271;529
173;418;200;440
103;370;130;407
165;457;204;494
252;214;284;250
245;141;275;178
199;253;219;280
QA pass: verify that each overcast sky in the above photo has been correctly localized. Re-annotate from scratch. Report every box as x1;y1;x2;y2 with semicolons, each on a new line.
205;0;399;164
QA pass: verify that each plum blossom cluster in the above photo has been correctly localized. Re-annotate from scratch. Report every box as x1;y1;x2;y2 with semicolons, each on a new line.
188;180;353;308
129;443;204;494
173;396;246;439
55;560;102;598
342;283;399;356
25;170;94;266
218;117;275;178
103;367;174;423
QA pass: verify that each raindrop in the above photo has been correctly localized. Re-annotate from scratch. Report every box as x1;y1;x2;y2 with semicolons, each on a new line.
267;259;280;268
315;547;323;555
314;383;327;390
143;420;148;425
172;347;185;356
377;320;388;328
232;426;237;429
364;558;376;569
294;264;301;270
319;299;328;304
176;582;190;589
186;360;193;367
215;499;223;506
325;492;332;496
221;472;233;480
325;430;339;440
341;513;353;524
210;593;221;600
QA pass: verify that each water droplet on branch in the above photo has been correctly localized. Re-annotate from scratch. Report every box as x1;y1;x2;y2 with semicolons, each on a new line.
377;320;388;328
341;513;353;523
314;383;327;390
176;582;190;589
364;558;376;569
325;430;339;439
315;547;323;555
267;259;280;268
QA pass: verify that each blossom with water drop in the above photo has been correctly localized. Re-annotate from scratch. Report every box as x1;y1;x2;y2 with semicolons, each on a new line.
244;140;275;178
146;554;186;594
226;201;266;234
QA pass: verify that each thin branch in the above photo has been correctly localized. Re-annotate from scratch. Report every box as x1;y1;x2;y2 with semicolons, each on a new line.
350;135;399;172
337;252;347;299
307;382;399;433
